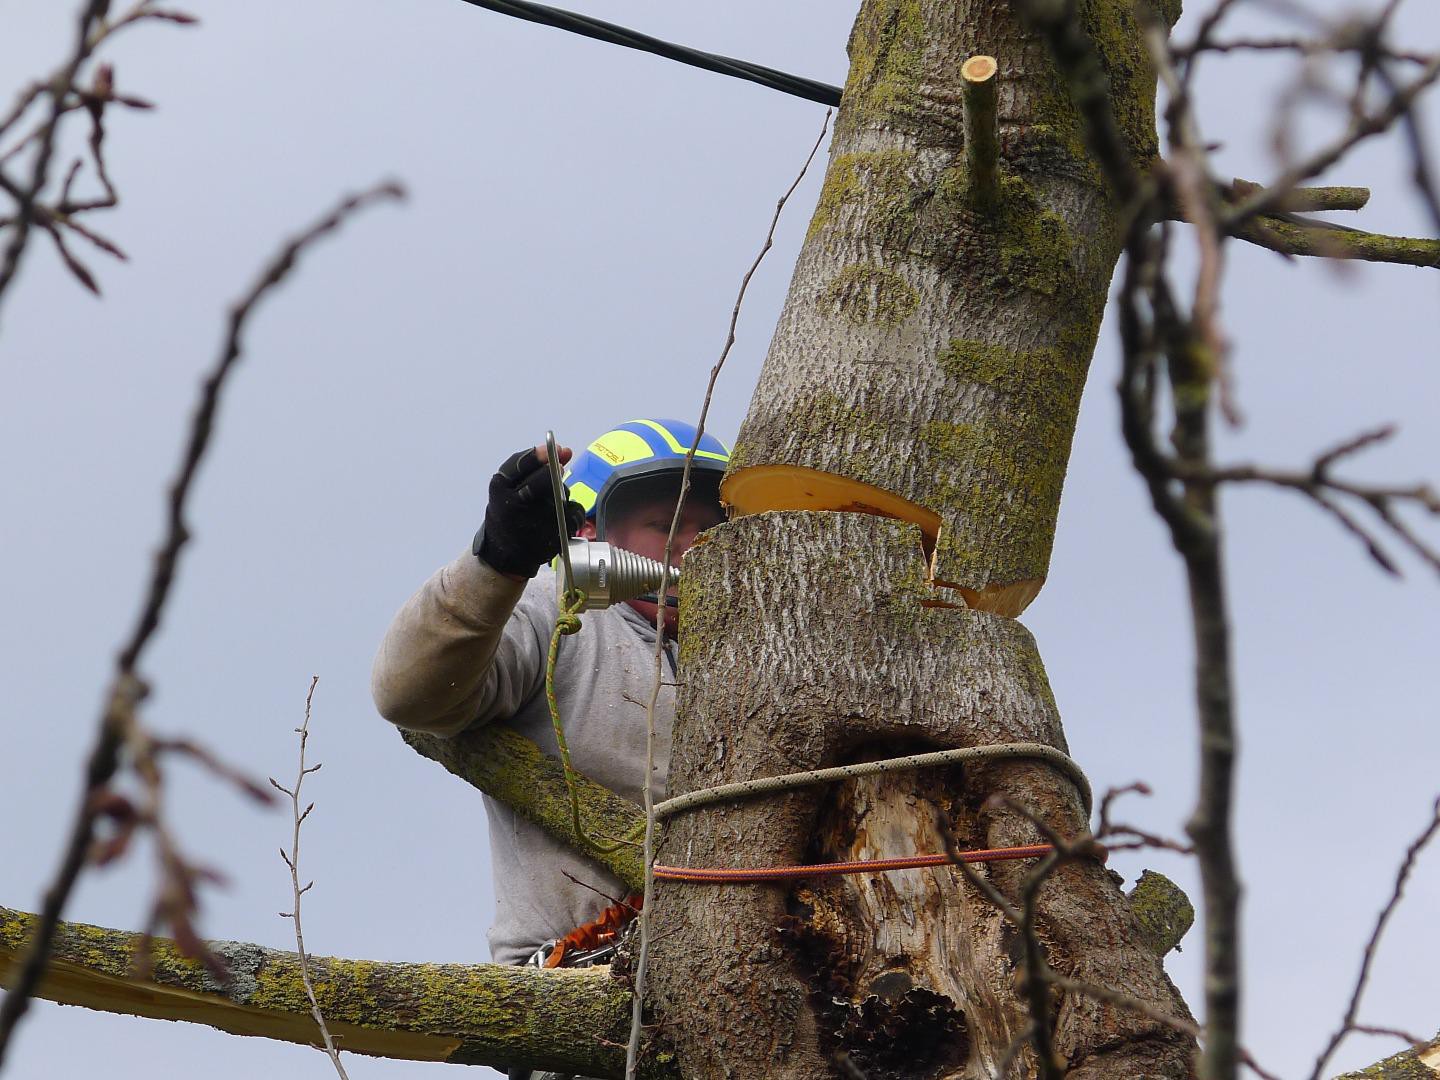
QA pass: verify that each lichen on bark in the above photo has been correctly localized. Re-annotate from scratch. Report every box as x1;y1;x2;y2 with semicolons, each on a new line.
0;904;654;1077
723;0;1154;604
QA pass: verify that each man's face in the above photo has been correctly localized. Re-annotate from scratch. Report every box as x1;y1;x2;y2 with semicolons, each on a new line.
584;491;725;636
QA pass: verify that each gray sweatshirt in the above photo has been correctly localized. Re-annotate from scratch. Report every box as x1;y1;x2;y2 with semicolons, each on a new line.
371;550;674;965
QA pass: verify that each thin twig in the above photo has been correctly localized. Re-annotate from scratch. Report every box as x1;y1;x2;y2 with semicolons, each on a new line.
560;869;634;911
1183;36;1433;67
0;181;402;1067
1096;782;1195;855
624;107;830;1080
1308;795;1440;1080
0;0;191;317
273;677;350;1079
1170;424;1440;576
1349;1023;1430;1046
1376;61;1440;239
1144;16;1238;424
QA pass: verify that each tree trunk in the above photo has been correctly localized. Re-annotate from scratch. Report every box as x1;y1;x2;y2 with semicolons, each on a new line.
650;1;1195;1077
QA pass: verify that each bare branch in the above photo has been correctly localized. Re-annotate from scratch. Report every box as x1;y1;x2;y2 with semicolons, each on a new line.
0;181;402;1066
1309;796;1440;1080
961;55;999;211
1116;180;1245;1080
1172;425;1440;576
275;677;349;1078
1228;178;1370;212
0;904;648;1077
401;724;646;892
1231;213;1440;267
1144;15;1237;423
1183;36;1434;67
0;0;194;319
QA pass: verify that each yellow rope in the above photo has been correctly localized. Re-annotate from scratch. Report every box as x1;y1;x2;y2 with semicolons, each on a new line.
546;590;633;853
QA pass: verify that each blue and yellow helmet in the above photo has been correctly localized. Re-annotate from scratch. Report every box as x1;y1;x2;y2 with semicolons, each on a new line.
563;418;730;539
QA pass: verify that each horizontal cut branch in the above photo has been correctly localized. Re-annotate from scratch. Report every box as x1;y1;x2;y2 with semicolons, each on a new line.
0;905;658;1076
1229;178;1370;213
962;55;999;211
1159;174;1438;267
1234;215;1440;269
401;724;645;892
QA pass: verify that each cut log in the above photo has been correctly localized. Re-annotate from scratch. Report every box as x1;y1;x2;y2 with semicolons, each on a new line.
0;905;652;1076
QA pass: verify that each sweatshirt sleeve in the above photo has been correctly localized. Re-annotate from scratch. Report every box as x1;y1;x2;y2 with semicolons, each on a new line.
370;550;554;737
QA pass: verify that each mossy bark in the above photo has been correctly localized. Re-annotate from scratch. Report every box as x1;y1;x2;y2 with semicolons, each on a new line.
722;0;1170;615
1334;1037;1440;1079
0;905;662;1077
652;2;1198;1076
403;724;645;892
652;514;1194;1078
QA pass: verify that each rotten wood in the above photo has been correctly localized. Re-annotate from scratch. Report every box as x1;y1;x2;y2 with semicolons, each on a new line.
652;513;1195;1078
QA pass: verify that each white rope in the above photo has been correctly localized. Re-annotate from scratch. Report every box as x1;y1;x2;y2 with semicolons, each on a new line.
653;741;1093;820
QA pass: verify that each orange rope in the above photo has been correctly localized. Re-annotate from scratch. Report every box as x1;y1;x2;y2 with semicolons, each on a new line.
652;843;1055;883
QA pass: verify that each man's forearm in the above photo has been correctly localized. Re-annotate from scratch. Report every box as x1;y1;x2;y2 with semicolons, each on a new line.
371;551;528;736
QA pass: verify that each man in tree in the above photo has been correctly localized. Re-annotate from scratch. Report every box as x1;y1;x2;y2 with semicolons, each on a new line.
371;418;727;977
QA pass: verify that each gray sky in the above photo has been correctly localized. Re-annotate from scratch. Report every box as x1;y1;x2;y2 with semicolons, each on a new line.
1;2;1437;1078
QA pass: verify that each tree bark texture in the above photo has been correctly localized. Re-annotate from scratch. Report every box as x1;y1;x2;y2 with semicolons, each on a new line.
0;905;658;1077
651;513;1194;1078
720;0;1175;617
647;2;1196;1076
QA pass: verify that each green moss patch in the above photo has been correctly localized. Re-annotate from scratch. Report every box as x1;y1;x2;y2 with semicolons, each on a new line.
807;149;919;242
841;0;924;129
822;264;919;326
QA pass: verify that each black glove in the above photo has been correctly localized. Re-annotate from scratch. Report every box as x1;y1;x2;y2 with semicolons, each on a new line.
474;447;586;578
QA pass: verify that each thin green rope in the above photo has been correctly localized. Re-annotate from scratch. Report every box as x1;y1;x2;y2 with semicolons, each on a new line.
546;589;633;853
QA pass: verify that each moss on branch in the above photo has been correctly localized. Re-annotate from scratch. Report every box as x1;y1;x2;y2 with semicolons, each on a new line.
1334;1036;1440;1079
1235;216;1440;269
1125;870;1194;957
401;724;645;892
0;905;663;1076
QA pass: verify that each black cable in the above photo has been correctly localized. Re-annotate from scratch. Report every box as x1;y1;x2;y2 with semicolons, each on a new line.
456;0;843;107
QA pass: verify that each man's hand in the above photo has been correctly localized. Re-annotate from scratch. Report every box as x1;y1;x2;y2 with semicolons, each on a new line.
474;444;587;580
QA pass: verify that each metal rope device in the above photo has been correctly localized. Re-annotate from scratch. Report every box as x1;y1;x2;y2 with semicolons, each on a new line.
546;430;679;612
